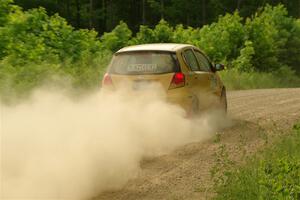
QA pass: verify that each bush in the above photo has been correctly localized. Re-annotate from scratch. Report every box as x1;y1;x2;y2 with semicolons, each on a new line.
0;3;110;101
283;19;300;74
232;40;255;72
130;19;174;44
0;0;14;26
245;4;296;72
152;19;174;43
220;67;300;90
0;50;112;101
100;21;132;52
214;124;300;200
258;158;300;199
130;25;156;44
195;12;245;63
1;7;100;62
172;24;200;44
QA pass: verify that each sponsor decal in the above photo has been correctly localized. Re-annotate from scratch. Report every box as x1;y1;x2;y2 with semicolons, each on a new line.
127;64;157;72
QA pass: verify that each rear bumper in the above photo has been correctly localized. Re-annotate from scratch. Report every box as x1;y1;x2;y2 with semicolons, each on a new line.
101;85;193;113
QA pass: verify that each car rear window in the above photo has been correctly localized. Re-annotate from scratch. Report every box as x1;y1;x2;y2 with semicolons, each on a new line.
108;51;179;75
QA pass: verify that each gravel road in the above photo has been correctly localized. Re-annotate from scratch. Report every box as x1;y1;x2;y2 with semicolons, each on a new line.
96;88;300;200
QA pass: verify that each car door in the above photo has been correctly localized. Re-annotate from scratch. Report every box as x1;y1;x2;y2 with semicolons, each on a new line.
194;49;222;93
182;48;211;109
193;49;222;106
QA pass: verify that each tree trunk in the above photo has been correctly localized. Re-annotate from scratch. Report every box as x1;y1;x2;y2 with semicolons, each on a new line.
186;14;190;26
202;0;206;25
142;0;146;24
89;0;94;29
108;0;113;30
106;0;114;31
161;0;164;19
299;0;300;18
101;0;106;32
66;0;70;18
75;0;81;28
237;0;241;10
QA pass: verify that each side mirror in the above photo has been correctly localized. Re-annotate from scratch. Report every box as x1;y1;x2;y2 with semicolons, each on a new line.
215;63;225;71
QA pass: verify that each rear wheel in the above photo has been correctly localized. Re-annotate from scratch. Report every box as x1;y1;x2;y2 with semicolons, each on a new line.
190;96;199;117
220;88;227;114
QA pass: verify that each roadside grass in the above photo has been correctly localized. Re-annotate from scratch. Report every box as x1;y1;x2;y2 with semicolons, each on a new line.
220;68;300;90
212;123;300;200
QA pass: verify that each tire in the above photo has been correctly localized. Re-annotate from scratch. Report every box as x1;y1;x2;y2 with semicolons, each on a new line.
220;88;227;114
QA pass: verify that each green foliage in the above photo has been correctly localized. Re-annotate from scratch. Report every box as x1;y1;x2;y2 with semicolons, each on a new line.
0;6;101;63
130;25;156;44
12;0;300;35
245;4;294;72
258;158;300;199
0;0;14;26
220;67;300;90
100;21;132;52
1;2;300;101
283;19;300;74
232;40;255;72
130;19;174;44
172;24;200;44
0;50;112;101
214;123;300;200
0;3;109;101
152;19;174;43
196;12;245;63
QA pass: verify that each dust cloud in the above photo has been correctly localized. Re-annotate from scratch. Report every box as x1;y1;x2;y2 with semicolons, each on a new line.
0;86;230;199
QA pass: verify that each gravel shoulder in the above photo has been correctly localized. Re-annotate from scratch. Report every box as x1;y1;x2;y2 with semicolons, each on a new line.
96;88;300;200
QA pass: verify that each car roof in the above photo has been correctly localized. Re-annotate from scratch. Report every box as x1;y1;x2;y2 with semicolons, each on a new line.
117;43;194;53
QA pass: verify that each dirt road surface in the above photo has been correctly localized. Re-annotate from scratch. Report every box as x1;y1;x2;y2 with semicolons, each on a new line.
96;88;300;200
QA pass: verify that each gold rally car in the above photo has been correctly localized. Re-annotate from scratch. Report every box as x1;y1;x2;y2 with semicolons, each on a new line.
102;43;227;115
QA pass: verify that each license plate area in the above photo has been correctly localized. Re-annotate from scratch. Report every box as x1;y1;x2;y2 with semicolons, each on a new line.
132;80;153;90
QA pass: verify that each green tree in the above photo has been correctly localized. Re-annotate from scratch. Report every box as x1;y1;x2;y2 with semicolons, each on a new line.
196;12;245;63
130;19;173;44
232;40;255;72
172;24;200;44
285;19;300;74
100;21;132;52
153;19;173;42
0;0;15;26
130;25;156;44
245;4;294;71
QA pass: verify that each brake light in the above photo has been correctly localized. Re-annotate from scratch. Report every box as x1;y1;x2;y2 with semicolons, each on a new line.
169;72;185;89
102;73;113;86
